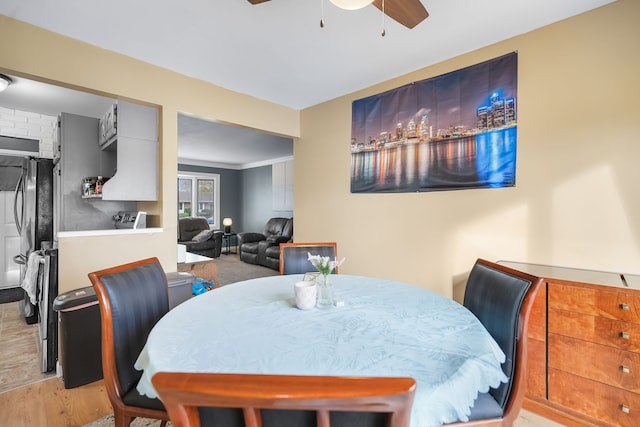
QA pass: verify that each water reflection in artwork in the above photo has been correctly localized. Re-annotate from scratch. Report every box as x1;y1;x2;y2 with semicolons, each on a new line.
350;127;516;193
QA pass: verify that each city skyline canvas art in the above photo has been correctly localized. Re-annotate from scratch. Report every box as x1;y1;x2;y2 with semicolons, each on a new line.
350;52;518;194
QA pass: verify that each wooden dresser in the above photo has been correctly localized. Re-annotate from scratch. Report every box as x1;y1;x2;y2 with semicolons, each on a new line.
499;261;640;427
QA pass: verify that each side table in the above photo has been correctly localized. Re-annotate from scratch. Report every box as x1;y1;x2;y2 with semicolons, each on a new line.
177;252;218;283
222;232;237;255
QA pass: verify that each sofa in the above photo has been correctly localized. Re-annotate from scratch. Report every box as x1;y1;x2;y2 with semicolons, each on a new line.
237;217;293;270
178;217;224;258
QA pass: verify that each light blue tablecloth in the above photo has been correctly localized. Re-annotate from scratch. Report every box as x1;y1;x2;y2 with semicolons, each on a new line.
135;275;507;426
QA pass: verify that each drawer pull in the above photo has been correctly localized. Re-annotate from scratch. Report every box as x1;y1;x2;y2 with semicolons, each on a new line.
620;404;630;414
620;303;630;311
621;365;631;374
621;331;630;340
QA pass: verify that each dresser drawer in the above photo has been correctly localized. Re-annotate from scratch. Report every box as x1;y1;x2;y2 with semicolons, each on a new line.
549;333;640;393
549;368;640;427
548;282;640;324
549;308;640;353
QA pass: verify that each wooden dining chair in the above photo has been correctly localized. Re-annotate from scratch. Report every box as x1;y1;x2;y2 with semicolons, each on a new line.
88;257;170;427
152;372;416;427
445;259;543;427
279;242;338;275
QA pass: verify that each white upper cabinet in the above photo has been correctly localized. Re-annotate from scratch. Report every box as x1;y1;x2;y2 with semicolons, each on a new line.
272;160;293;211
101;101;158;201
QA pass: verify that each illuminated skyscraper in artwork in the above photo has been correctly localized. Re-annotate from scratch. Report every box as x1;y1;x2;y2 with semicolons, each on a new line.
418;114;431;141
477;107;489;131
489;93;505;127
407;119;416;139
505;98;516;124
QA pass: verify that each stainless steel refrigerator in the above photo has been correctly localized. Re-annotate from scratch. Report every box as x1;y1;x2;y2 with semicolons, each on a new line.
13;157;58;372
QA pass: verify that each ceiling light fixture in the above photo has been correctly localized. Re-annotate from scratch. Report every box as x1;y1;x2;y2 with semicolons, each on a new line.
0;74;12;92
329;0;373;10
323;0;385;35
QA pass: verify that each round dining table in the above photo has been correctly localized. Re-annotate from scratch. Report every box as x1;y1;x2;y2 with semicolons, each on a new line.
135;274;507;427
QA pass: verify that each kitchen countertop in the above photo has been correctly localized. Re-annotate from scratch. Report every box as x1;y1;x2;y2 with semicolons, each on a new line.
57;228;163;238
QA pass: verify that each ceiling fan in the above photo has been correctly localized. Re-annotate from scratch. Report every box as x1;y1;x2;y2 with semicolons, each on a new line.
247;0;429;30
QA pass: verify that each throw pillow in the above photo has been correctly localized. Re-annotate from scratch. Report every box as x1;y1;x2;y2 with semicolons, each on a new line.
192;229;214;242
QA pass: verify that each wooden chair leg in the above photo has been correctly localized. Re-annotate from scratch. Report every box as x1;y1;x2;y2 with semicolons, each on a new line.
112;411;132;427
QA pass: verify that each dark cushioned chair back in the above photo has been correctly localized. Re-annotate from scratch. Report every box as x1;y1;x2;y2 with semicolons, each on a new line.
179;217;209;241
282;218;294;240
198;407;388;427
462;261;531;409
152;372;415;427
98;260;169;396
281;243;337;275
263;217;289;238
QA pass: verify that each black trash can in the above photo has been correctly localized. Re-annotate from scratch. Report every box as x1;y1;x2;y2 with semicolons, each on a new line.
53;286;103;389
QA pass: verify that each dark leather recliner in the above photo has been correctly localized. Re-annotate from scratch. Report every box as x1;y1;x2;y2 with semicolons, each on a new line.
238;217;293;270
178;217;224;258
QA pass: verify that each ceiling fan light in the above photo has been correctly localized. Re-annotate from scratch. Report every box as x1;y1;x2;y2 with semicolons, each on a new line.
0;74;12;92
329;0;373;11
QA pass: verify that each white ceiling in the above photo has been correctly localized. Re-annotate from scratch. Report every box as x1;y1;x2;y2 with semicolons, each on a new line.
0;74;293;169
178;114;293;169
0;0;615;166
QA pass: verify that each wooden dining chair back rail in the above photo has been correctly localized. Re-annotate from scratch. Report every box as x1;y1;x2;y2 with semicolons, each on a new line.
279;242;338;275
152;372;417;427
445;258;542;427
89;257;170;427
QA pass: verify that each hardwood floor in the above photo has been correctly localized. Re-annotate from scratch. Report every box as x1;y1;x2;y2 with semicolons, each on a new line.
0;376;564;427
0;377;112;427
0;301;54;393
0;299;110;426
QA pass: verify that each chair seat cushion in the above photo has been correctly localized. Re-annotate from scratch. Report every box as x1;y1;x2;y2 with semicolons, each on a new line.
242;242;259;254
185;239;216;251
265;245;280;258
122;386;166;411
467;392;503;421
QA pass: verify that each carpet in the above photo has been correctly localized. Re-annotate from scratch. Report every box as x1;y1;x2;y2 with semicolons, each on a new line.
83;414;170;427
0;287;24;304
213;253;278;287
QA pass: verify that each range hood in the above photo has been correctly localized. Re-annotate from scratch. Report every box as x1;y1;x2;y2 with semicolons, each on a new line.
0;135;40;157
0;154;25;190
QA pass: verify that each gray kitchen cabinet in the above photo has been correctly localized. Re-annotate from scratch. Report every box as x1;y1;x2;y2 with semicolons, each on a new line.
101;100;158;201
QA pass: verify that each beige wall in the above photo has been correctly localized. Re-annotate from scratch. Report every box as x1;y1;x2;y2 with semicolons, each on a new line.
2;0;638;297
296;0;640;297
0;16;299;293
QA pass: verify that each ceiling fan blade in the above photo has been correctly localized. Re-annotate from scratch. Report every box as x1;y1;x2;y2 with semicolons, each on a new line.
372;0;429;29
247;0;428;29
